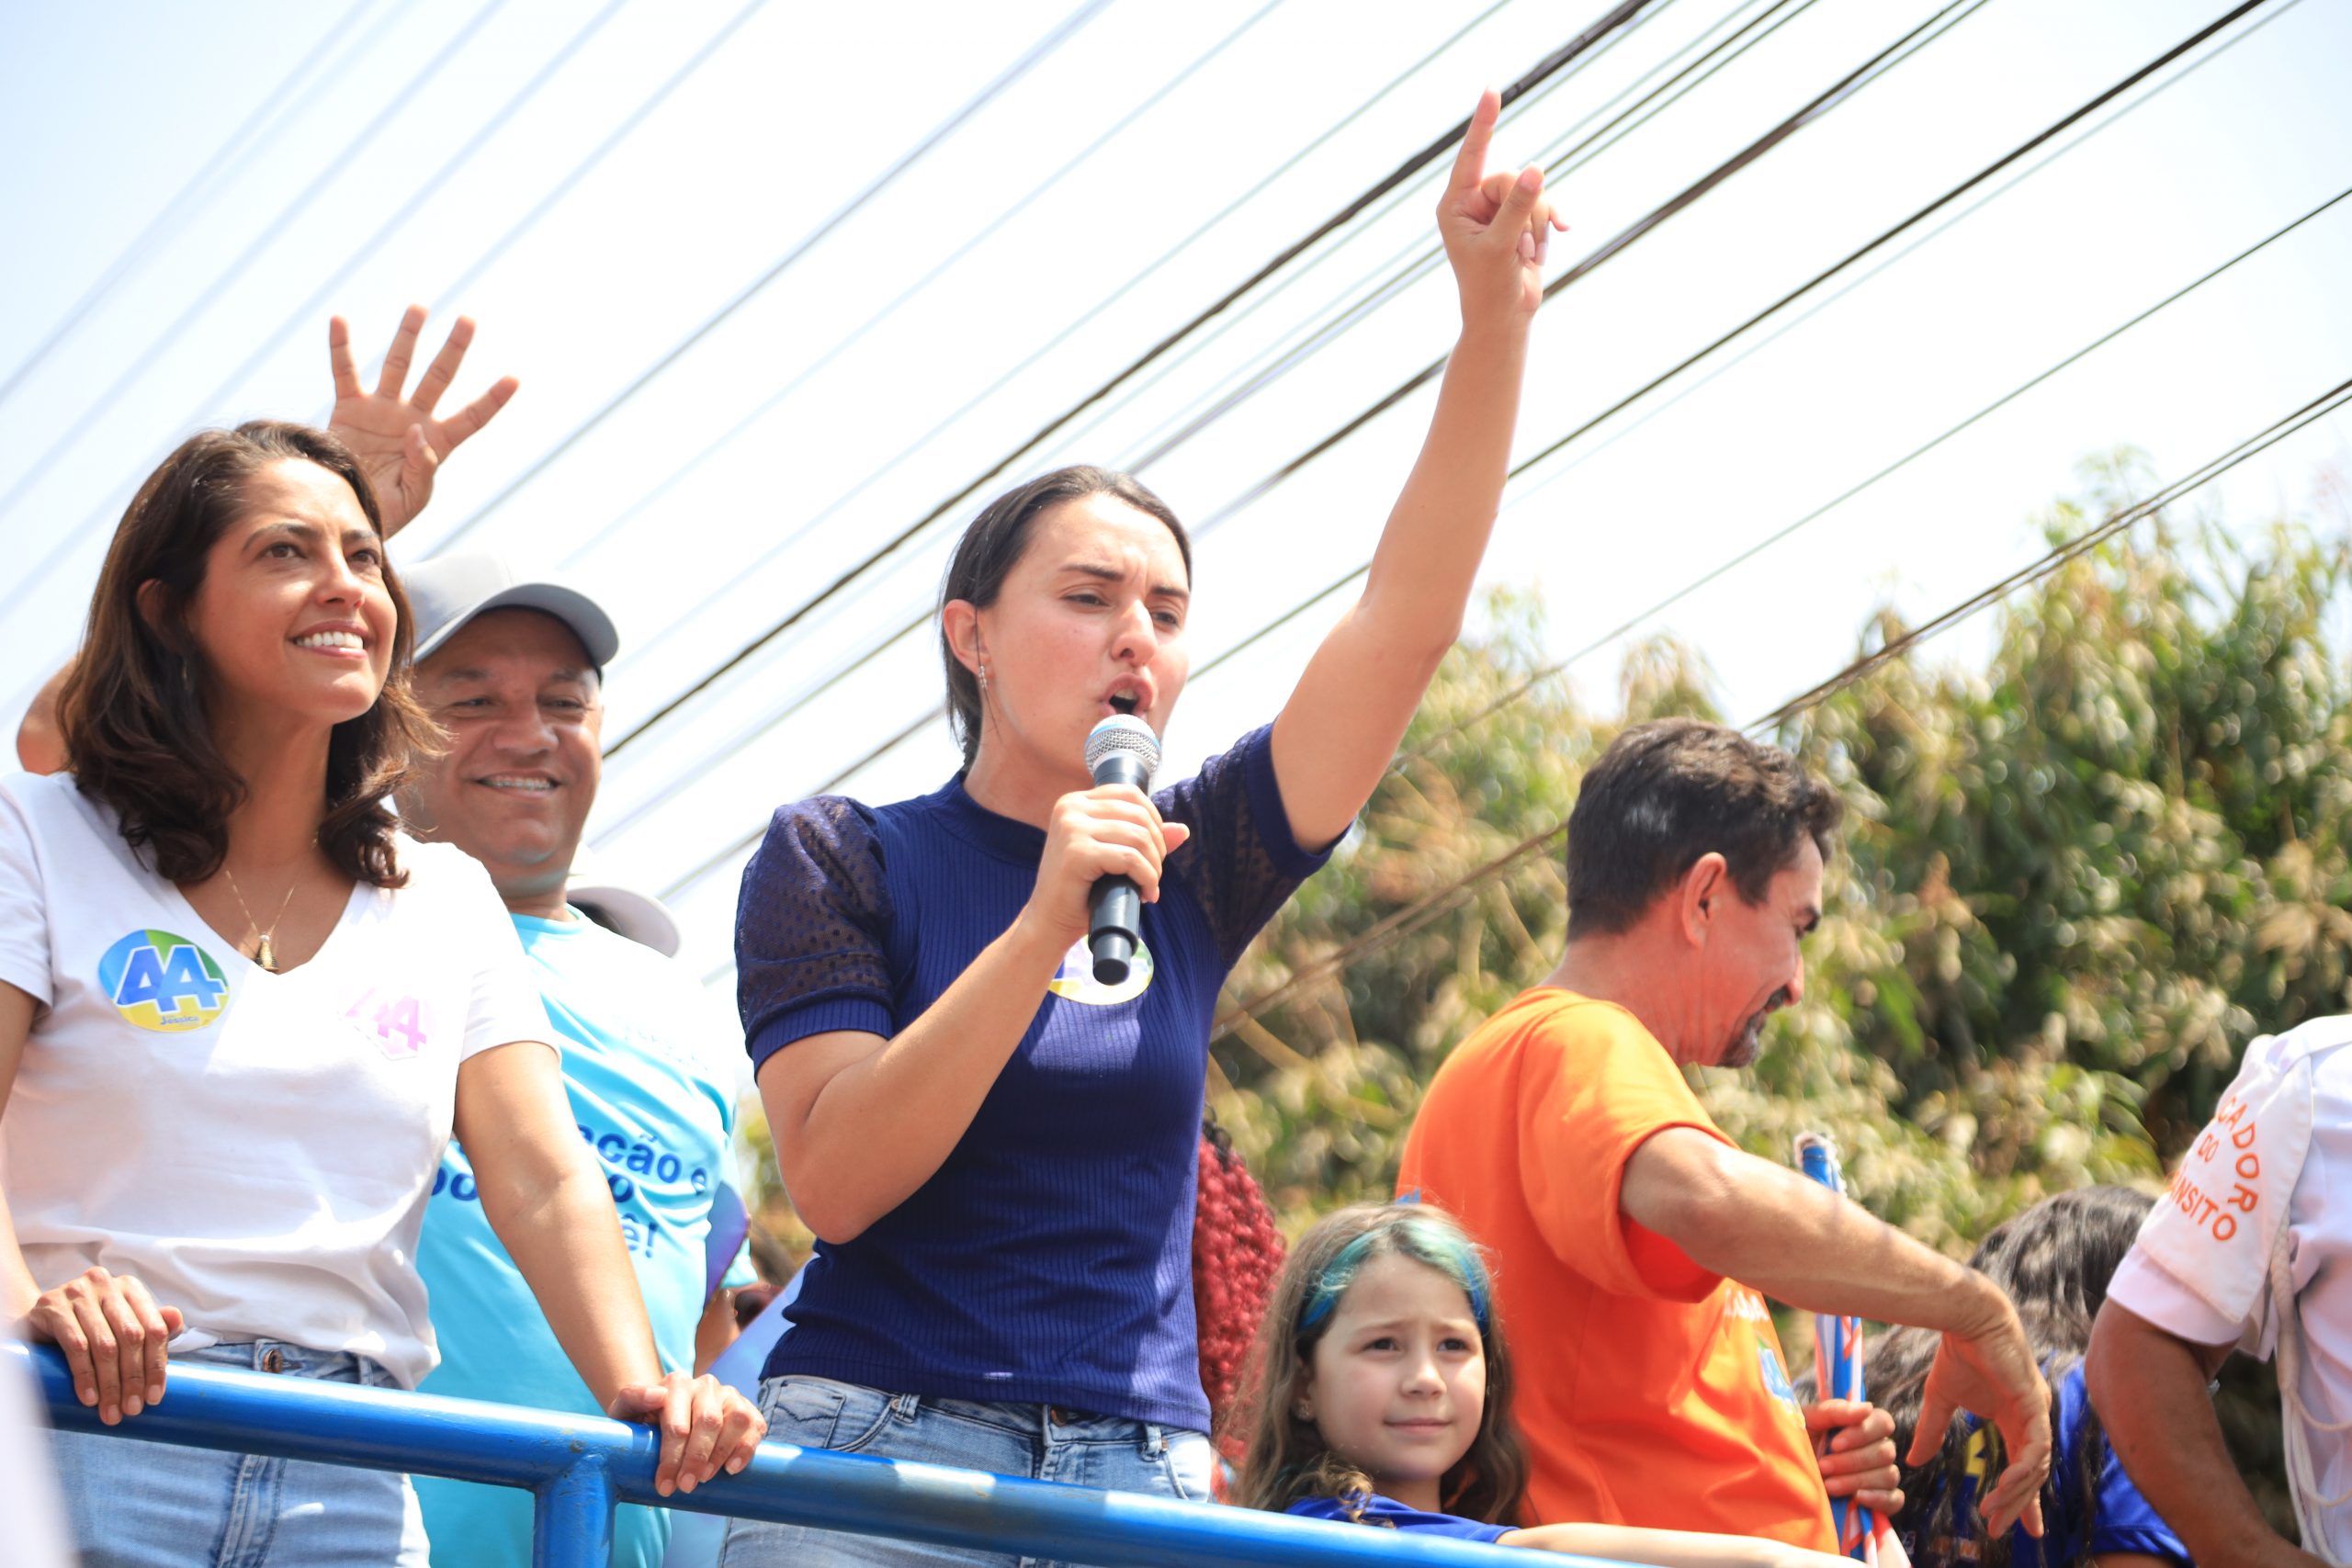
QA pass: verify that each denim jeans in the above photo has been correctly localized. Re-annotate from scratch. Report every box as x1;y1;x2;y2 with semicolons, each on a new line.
719;1376;1214;1568
46;1339;430;1568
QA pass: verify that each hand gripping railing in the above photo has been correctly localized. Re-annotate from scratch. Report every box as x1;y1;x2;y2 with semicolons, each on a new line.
6;1341;1602;1568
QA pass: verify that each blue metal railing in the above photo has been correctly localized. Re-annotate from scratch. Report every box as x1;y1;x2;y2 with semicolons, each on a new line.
6;1341;1582;1567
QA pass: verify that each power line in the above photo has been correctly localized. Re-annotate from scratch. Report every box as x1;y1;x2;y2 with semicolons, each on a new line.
1405;179;2352;765
551;0;1313;574
595;0;1668;760
417;0;1118;558
0;0;388;412
0;0;519;619
910;0;1739;515
597;0;1769;804
1205;369;2352;1044
176;0;638;433
603;0;1696;701
1110;0;1828;473
1161;0;2281;698
622;0;1996;891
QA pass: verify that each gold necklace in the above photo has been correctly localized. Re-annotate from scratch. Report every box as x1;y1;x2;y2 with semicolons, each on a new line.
221;862;305;974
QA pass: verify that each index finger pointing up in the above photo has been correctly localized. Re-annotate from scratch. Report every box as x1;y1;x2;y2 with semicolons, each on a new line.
1450;88;1501;192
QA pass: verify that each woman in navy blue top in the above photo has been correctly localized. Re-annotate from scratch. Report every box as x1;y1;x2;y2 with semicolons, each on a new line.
725;93;1565;1568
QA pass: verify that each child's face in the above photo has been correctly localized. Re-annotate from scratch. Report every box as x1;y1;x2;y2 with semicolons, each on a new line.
1299;1251;1486;1511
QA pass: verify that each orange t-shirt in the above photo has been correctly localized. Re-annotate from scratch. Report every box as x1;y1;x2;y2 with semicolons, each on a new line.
1396;988;1834;1548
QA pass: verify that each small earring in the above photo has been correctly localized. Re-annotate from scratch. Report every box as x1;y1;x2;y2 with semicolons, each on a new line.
978;662;989;694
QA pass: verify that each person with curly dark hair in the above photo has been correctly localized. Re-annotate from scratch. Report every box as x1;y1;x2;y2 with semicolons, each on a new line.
1851;1187;2186;1568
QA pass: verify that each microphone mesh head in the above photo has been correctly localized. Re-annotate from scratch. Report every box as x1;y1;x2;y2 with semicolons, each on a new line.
1085;715;1161;775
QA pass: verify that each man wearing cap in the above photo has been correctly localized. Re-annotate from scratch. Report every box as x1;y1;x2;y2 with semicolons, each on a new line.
398;553;758;1568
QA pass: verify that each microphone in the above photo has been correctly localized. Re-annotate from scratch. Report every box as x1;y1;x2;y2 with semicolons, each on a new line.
1083;715;1160;985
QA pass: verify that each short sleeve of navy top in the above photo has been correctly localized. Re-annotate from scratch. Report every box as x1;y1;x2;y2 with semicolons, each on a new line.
1284;1495;1511;1543
1904;1362;2188;1568
734;724;1329;1430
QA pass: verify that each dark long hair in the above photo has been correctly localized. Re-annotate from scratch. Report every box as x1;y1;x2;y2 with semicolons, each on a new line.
936;465;1190;770
1228;1202;1529;1526
1864;1186;2154;1568
57;421;434;888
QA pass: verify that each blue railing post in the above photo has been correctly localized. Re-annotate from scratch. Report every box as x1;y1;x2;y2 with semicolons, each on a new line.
534;1455;616;1568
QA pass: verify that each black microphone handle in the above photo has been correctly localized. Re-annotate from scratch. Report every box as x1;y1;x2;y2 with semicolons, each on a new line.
1087;748;1154;984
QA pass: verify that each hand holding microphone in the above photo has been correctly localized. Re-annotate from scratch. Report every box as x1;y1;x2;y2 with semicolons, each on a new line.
1021;717;1189;979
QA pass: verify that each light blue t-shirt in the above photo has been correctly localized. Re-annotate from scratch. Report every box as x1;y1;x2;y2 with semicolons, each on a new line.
414;910;753;1568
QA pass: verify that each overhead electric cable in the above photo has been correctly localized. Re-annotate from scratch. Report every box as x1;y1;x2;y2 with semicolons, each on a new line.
0;0;387;412
1046;0;1787;477
0;0;519;617
181;0;636;438
418;0;1117;557
1403;180;2352;765
558;0;1641;577
1155;0;2280;695
1113;0;1831;472
1204;368;2352;1043
624;0;2010;889
594;0;1668;760
603;0;1989;813
550;0;1301;570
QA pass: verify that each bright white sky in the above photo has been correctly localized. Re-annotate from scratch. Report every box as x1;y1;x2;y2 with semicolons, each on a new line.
5;0;2349;994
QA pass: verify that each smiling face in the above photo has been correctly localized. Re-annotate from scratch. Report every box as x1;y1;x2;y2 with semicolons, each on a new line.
1696;834;1825;1068
949;492;1193;793
176;458;395;731
1298;1251;1487;1515
402;608;603;912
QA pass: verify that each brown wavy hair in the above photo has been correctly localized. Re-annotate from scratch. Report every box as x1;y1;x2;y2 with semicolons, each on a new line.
57;421;434;888
1227;1201;1529;1526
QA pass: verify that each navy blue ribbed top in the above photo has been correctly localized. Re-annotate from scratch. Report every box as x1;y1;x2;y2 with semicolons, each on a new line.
734;725;1328;1430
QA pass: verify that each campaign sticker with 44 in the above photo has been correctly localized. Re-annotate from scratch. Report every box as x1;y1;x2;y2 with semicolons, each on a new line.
98;930;231;1032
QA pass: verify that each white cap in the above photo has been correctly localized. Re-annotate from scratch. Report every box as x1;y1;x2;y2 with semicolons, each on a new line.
564;848;682;958
404;552;620;668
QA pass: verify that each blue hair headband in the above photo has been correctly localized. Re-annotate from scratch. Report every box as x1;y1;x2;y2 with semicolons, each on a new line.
1295;1213;1492;1335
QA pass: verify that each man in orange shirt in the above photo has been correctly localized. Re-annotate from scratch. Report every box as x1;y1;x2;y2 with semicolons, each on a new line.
1399;719;2052;1548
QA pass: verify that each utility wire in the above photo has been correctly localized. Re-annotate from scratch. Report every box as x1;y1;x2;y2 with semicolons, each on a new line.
1405;180;2352;765
552;0;1305;572
0;0;518;618
1470;0;2309;542
596;0;1668;760
603;0;1685;677
626;0;1996;889
1162;0;2280;698
0;0;387;412
603;0;1757;791
1113;0;1829;473
181;0;636;444
607;0;1988;822
989;0;1754;496
419;0;1117;557
1205;369;2352;1043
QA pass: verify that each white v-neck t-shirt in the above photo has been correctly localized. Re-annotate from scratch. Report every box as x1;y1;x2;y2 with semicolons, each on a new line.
0;771;552;1389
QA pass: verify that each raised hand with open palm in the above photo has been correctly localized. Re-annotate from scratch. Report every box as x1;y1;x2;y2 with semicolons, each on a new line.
327;305;518;538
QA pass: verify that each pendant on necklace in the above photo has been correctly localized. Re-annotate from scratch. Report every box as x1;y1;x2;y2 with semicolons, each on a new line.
254;934;278;974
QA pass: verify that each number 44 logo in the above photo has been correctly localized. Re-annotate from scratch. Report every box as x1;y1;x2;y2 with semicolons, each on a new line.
343;987;429;1060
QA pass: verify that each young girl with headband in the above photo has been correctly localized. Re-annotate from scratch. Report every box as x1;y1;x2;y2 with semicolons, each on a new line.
1233;1201;1864;1566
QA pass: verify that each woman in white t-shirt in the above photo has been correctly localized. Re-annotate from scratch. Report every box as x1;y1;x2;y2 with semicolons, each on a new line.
0;420;763;1567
